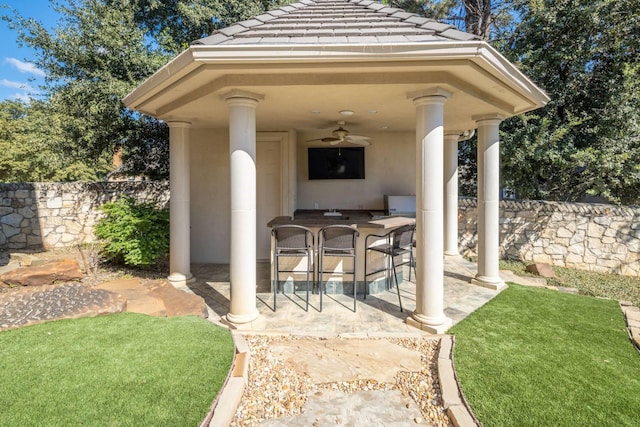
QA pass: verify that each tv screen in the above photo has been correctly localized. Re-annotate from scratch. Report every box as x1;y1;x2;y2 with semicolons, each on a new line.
308;147;365;180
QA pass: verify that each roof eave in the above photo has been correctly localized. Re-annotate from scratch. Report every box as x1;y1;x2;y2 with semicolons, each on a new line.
124;41;549;115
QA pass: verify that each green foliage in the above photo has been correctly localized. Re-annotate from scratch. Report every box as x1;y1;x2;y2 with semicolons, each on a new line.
94;197;169;266
0;99;111;182
500;0;640;204
500;259;640;307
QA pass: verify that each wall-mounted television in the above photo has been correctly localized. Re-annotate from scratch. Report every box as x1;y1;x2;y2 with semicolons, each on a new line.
308;147;365;180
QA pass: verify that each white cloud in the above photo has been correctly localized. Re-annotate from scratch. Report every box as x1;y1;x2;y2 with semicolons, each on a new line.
4;58;46;77
10;93;32;103
0;79;35;91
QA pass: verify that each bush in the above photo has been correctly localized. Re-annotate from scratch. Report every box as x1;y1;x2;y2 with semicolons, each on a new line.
95;197;169;267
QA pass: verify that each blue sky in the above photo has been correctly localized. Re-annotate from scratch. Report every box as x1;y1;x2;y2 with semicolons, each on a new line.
0;0;61;102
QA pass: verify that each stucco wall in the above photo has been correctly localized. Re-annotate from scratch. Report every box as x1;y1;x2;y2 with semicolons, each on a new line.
189;128;231;263
297;131;416;210
459;198;640;276
0;181;169;251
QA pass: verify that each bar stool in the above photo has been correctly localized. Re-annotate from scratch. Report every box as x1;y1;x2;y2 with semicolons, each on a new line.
364;224;415;312
271;225;314;311
318;225;359;312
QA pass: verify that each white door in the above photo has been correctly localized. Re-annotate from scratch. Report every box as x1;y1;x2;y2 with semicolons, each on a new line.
256;140;281;260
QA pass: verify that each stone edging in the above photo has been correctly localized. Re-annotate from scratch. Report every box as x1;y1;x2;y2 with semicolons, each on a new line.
620;302;640;354
201;332;250;427
438;335;479;427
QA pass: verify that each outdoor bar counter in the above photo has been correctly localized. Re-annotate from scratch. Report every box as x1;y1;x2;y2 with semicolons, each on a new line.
267;210;416;295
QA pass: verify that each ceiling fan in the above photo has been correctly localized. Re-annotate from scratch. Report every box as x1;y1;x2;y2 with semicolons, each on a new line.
306;121;372;146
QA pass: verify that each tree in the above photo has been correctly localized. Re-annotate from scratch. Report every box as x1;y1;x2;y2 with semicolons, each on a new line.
500;0;640;203
0;99;111;181
2;0;294;181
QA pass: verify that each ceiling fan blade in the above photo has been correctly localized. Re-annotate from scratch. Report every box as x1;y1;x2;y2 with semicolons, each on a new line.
347;134;370;141
345;135;372;146
306;137;341;143
329;139;344;145
348;139;372;146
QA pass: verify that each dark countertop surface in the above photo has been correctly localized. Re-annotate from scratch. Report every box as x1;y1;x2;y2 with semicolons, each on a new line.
267;210;415;229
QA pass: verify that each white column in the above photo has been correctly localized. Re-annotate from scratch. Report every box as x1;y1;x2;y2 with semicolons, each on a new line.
444;133;461;257
167;121;194;286
223;90;264;324
406;89;453;334
471;116;507;290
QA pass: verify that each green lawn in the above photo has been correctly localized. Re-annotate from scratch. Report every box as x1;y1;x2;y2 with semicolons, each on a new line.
0;313;234;427
449;284;640;427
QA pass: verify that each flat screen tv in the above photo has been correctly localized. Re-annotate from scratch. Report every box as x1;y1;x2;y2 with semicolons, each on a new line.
308;147;365;180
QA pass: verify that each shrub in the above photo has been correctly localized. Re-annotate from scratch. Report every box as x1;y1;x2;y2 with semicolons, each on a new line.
95;197;169;267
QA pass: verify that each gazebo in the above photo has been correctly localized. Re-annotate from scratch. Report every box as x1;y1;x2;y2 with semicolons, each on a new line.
123;0;549;333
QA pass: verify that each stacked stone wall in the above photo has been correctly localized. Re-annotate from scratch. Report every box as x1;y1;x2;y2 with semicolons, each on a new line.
459;198;640;276
2;183;639;276
0;182;169;251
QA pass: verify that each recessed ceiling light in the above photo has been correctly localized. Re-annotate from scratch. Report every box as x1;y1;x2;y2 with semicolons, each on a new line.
311;110;321;114
380;125;389;130
369;110;378;114
339;110;354;116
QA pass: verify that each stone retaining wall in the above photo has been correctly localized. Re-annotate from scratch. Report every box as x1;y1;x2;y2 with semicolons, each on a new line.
1;182;639;276
459;198;640;276
0;182;169;251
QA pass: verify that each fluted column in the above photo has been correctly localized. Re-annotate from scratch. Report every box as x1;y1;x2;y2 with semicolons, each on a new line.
472;116;507;290
167;121;194;286
223;90;264;324
406;89;453;334
444;133;461;257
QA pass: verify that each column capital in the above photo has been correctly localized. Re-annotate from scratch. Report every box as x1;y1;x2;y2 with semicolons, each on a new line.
444;134;461;146
166;121;192;129
473;114;504;125
445;129;475;142
408;88;451;106
221;89;265;107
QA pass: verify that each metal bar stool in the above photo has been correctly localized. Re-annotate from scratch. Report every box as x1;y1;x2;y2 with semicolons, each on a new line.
271;225;314;311
318;225;359;312
364;224;415;312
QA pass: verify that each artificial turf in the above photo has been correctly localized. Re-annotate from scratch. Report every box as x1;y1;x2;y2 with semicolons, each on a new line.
449;283;640;427
0;313;234;426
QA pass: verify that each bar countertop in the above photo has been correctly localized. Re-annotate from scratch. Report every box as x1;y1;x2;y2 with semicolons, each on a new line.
267;210;415;230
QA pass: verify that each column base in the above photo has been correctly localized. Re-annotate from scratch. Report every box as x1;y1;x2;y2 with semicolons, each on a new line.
407;312;453;334
443;252;462;258
168;272;195;288
471;275;507;291
226;309;260;325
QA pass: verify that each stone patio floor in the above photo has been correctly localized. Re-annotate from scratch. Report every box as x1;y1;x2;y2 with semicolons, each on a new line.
188;256;501;336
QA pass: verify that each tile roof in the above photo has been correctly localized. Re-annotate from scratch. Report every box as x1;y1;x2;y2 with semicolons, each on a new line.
193;0;478;46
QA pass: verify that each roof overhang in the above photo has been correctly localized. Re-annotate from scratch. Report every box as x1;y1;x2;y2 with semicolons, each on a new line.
124;41;549;132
